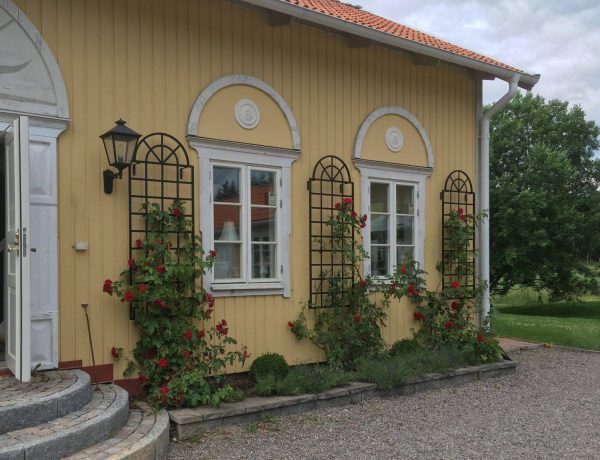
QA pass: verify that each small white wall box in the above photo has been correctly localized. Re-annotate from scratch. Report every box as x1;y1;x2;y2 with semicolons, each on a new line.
73;241;89;251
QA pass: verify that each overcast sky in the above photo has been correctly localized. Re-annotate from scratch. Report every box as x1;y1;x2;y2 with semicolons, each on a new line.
360;0;600;130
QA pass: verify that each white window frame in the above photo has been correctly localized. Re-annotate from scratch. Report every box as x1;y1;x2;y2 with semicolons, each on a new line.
355;159;431;278
189;137;299;297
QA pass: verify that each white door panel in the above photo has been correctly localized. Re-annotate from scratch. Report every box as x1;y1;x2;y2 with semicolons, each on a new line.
4;116;31;381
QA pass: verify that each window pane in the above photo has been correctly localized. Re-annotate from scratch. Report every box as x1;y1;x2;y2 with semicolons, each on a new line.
370;214;389;244
252;244;276;279
214;205;241;241
370;183;389;212
213;167;240;203
371;246;389;276
251;208;276;242
214;243;241;279
396;185;414;214
251;170;276;205
396;216;414;244
396;246;414;265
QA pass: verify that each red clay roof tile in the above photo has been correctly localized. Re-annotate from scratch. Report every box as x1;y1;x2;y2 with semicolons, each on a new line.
283;0;524;73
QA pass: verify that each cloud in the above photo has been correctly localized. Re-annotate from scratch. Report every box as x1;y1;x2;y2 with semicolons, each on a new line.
360;0;600;129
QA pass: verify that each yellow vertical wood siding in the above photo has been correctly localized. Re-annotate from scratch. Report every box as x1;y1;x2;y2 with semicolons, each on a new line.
15;0;477;377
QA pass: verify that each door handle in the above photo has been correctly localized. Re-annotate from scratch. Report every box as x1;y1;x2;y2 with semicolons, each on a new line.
8;229;20;255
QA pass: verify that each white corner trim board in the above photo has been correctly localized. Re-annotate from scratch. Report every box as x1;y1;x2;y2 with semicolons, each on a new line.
354;106;434;167
187;75;301;150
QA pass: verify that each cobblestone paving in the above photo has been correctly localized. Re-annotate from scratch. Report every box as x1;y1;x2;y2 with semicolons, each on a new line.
0;385;116;451
0;370;78;408
168;348;600;460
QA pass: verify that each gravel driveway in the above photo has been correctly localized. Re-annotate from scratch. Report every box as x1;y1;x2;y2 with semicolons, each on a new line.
168;348;600;459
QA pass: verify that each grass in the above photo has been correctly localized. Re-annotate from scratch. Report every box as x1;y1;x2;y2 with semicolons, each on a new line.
491;301;600;351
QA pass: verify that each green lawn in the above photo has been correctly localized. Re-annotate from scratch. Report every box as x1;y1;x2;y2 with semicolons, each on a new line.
491;301;600;351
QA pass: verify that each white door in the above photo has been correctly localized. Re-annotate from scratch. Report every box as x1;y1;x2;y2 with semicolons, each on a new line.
4;116;31;382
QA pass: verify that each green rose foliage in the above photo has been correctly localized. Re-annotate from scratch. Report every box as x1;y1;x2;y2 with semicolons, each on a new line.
103;202;247;408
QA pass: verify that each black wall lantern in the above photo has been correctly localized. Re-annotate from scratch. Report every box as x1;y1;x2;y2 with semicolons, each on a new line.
101;119;142;194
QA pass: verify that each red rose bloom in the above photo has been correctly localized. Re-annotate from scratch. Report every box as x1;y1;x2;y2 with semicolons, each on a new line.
216;323;227;334
444;321;453;329
124;290;135;302
138;284;147;293
288;321;294;329
243;350;250;360
182;350;191;359
450;281;460;289
401;265;407;274
351;211;358;219
111;346;119;359
477;334;485;343
360;222;366;229
334;203;341;210
353;314;361;322
361;214;368;223
172;207;182;217
389;283;397;292
183;330;193;340
156;265;165;273
160;386;169;395
198;330;206;338
135;239;143;249
147;350;156;358
155;299;168;309
138;375;147;383
157;358;168;368
413;311;424;321
359;280;367;288
103;279;113;294
128;258;136;268
451;301;460;310
210;250;217;258
221;319;227;326
342;197;353;205
407;284;418;296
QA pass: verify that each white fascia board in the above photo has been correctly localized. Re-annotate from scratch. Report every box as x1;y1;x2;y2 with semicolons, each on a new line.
240;0;540;90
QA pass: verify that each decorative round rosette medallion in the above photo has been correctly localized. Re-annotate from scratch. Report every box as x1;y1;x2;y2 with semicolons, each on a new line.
385;126;404;152
234;98;261;130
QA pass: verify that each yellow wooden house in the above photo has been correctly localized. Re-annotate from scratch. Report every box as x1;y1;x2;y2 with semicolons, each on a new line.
0;0;539;385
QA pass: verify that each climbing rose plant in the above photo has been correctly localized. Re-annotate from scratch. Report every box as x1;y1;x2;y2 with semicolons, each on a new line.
104;202;247;408
289;198;388;369
290;200;502;366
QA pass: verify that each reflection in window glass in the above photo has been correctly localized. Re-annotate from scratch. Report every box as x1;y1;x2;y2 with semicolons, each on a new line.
213;167;240;203
251;208;276;242
396;216;414;245
396;185;413;214
251;170;276;206
213;205;241;242
252;244;276;279
371;245;389;276
396;246;413;265
370;183;389;212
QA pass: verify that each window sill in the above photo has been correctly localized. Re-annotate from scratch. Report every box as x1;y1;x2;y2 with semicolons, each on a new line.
211;282;285;298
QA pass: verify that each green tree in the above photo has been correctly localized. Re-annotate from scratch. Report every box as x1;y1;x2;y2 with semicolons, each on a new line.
490;92;600;299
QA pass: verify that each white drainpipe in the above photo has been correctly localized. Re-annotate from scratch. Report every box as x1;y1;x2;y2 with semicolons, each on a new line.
480;74;520;322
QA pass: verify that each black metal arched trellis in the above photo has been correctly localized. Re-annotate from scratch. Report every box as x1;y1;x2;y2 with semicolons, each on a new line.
128;132;194;318
307;155;355;308
440;170;476;297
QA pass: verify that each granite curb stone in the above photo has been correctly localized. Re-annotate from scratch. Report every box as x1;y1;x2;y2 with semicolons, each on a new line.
170;361;515;439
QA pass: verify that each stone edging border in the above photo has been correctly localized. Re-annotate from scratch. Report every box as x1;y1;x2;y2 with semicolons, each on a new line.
170;360;516;439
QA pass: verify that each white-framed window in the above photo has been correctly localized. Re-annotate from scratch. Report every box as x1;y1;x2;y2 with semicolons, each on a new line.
355;160;431;278
190;137;299;297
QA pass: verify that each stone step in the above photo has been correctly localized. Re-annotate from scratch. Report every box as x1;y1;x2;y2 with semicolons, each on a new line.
65;403;170;460
0;384;129;460
0;370;91;434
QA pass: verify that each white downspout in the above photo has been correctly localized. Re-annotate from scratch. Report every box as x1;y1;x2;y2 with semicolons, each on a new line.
480;74;520;323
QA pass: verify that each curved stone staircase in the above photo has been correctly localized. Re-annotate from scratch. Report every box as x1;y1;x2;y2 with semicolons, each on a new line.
0;370;169;460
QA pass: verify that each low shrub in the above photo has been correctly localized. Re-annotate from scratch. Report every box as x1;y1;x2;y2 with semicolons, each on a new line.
249;353;290;382
388;338;422;357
